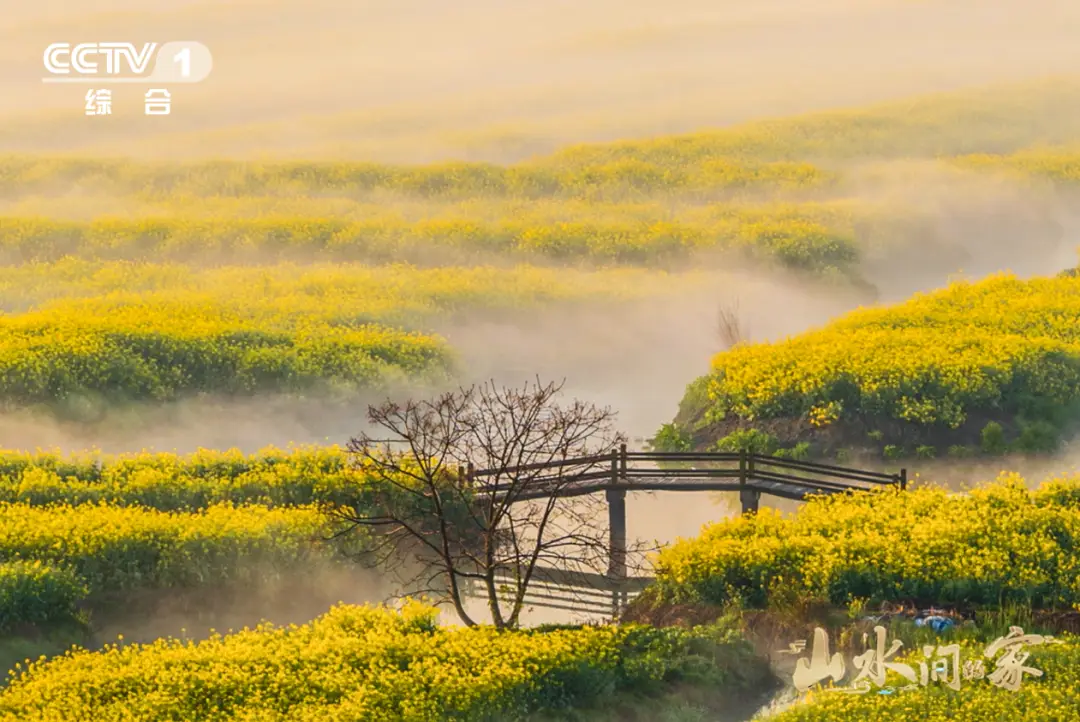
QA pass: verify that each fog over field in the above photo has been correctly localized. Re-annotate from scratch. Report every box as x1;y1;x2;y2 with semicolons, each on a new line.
1;0;1079;160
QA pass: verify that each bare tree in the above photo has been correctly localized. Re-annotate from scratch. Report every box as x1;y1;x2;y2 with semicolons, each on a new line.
323;378;651;629
717;298;748;349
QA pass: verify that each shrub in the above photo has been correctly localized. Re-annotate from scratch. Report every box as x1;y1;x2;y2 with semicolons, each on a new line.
947;444;975;459
915;445;936;459
1015;420;1060;454
981;422;1008;455
651;423;692;452
0;561;88;633
715;429;778;455
774;443;811;461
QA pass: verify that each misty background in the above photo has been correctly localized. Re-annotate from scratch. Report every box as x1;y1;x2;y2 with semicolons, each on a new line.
3;0;1080;631
2;0;1080;160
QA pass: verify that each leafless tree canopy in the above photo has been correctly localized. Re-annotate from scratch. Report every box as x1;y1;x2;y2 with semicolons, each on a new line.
325;378;651;629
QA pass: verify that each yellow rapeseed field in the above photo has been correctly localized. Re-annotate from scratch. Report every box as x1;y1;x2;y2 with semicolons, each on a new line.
953;146;1080;185
0;560;87;633
0;601;753;722
0;498;332;625
545;78;1080;166
690;274;1080;444
0;445;364;510
0;502;327;592
0;447;462;630
0;211;859;272
0;295;449;406
0;258;672;315
0;154;835;202
0;501;332;630
653;473;1080;610
0;260;701;408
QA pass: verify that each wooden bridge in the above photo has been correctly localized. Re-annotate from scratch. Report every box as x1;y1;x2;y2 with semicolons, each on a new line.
469;446;907;617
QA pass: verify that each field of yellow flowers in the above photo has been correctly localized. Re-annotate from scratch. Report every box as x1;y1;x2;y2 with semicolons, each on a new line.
0;442;495;639
0;446;475;633
0;296;452;408
665;273;1080;458
953;147;1080;187
0;502;328;633
0;258;669;315
0;600;764;722
0;259;699;411
0;446;370;510
0;154;835;201
651;472;1080;611
0;209;860;273
544;77;1080;166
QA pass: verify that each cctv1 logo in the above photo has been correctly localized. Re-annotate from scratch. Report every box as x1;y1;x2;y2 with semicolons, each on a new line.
43;42;212;83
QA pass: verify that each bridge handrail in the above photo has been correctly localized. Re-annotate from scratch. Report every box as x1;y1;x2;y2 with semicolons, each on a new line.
750;462;897;486
483;469;613;494
750;454;898;483
623;468;742;478
492;565;653;592
482;449;900;483
624;451;743;462
749;470;883;494
476;446;908;504
468;452;614;477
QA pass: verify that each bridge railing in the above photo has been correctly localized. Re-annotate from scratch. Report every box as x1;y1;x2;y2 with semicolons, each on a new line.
470;446;906;496
468;452;614;477
747;455;901;495
486;564;653;618
468;453;615;498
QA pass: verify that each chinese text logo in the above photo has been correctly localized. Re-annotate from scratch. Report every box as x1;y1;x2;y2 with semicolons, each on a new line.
780;625;1061;695
42;42;212;83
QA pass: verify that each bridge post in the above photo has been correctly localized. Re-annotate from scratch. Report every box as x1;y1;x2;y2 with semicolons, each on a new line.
740;487;760;514
740;451;759;514
607;449;627;618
